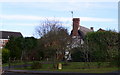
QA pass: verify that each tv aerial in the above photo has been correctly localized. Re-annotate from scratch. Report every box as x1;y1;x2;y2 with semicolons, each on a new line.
71;11;73;19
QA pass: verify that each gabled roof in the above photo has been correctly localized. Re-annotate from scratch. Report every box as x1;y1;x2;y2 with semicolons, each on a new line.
71;26;93;39
0;31;23;39
80;26;93;35
97;28;105;32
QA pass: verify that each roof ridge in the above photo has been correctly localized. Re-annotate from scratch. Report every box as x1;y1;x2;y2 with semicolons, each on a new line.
0;31;21;33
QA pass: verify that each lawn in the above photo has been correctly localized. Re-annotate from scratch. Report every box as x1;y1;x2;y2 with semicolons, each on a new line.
3;61;119;73
3;61;33;67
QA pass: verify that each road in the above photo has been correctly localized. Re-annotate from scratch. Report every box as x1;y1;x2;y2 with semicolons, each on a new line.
2;72;40;75
1;72;119;75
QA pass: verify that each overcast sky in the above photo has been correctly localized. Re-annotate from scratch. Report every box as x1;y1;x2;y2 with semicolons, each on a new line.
0;0;118;37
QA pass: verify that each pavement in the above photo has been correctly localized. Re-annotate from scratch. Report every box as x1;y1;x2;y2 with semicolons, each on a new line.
2;72;119;75
3;64;31;70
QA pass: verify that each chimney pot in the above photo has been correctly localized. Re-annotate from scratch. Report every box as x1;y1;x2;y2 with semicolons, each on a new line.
90;27;94;31
73;18;80;21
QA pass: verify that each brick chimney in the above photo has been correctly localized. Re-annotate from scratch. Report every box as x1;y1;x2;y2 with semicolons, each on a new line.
72;18;80;36
90;27;94;31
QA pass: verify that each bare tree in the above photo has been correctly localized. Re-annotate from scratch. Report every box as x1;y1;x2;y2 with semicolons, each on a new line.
35;19;71;67
35;19;62;38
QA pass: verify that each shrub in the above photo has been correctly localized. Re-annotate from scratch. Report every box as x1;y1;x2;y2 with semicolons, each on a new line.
31;61;42;69
2;48;10;63
71;48;85;62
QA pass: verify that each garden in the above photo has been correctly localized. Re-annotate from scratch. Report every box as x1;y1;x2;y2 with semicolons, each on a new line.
2;20;120;73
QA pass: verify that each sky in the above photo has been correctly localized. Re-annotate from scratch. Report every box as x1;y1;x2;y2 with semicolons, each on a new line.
0;0;119;38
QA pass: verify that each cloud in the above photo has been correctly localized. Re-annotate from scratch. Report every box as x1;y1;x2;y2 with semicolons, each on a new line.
2;23;38;26
0;0;119;2
1;2;117;16
80;17;116;22
0;14;116;23
7;2;117;11
0;15;44;20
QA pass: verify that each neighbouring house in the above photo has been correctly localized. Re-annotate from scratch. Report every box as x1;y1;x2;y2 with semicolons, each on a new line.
0;31;23;49
97;28;106;32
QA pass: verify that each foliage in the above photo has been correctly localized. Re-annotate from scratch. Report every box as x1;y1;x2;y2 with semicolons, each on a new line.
23;37;38;60
5;37;24;59
2;48;10;63
85;31;118;62
5;36;38;60
31;61;42;69
36;19;71;61
71;47;85;62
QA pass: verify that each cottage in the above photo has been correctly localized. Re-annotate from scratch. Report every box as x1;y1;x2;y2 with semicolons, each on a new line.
70;18;93;48
65;18;93;60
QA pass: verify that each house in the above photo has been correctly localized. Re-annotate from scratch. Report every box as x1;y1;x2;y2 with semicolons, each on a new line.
65;18;93;60
0;31;23;49
70;18;93;48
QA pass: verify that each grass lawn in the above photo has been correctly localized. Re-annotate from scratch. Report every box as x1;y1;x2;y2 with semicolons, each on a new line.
3;61;33;67
14;67;118;73
3;61;119;73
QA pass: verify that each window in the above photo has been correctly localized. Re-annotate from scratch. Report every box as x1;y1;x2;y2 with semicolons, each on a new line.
0;40;3;44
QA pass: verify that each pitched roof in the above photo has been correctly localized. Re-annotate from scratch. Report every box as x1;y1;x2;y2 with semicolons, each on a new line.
79;26;93;35
71;26;93;39
97;28;105;32
0;31;23;39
